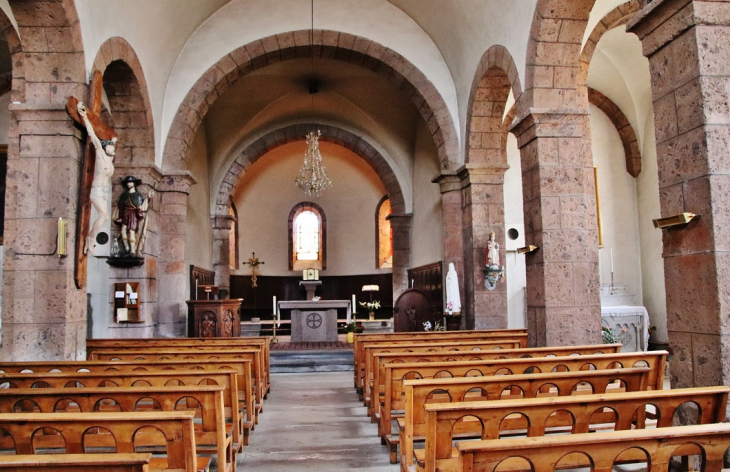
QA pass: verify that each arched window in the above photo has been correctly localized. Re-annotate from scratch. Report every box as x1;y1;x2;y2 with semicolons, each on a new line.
228;203;239;270
289;202;326;270
376;196;392;268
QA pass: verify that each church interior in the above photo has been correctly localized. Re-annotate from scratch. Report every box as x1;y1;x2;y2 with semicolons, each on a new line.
0;0;729;470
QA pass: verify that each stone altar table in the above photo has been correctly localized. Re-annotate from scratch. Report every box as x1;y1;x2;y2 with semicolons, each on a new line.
279;300;351;342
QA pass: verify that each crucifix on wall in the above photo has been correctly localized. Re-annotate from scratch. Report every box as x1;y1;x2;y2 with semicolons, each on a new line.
66;70;118;288
247;252;264;288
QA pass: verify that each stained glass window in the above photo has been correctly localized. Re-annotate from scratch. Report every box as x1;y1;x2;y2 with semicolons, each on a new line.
377;197;392;268
295;210;320;261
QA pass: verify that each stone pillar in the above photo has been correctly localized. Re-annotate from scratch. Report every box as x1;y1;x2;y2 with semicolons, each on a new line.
212;214;235;298
156;171;196;337
1;107;87;360
388;214;412;301
105;166;161;338
458;164;509;331
628;0;730;394
434;173;465;322
510;111;601;347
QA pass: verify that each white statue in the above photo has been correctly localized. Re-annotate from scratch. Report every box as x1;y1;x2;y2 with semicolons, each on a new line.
445;262;461;314
486;231;500;267
77;102;117;254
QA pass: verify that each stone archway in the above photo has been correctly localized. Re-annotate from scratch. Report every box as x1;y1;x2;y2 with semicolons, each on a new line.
89;37;161;337
511;0;601;346
2;0;88;361
455;45;523;330
163;30;459;173
212;123;412;300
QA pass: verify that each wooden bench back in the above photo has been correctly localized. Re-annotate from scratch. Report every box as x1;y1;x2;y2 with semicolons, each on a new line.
0;453;152;471
456;423;730;472
86;337;270;392
0;369;242;449
423;386;729;472
379;351;667;438
0;385;231;472
361;340;522;396
85;348;264;410
399;367;652;468
0;358;254;431
0;411;197;472
353;330;528;387
370;344;622;413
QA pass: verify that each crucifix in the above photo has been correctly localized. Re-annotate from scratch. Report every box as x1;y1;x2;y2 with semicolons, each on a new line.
246;252;264;288
66;70;118;288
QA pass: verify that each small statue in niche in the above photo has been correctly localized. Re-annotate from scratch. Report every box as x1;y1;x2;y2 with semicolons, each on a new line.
114;176;154;257
77;102;117;254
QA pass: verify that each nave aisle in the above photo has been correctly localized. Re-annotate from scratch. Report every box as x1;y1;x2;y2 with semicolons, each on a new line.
234;372;397;471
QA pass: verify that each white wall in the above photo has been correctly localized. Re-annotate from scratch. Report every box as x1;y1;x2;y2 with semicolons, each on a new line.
233;141;397;276
411;121;443;267
591;105;643;301
186;128;213;271
504;132;526;329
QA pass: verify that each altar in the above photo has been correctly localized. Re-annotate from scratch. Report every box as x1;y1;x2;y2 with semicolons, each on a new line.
278;300;351;342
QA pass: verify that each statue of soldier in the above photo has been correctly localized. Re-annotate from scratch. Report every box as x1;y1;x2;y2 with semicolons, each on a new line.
115;176;154;256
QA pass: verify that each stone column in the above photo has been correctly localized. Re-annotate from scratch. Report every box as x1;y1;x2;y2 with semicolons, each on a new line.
510;111;601;347
1;107;87;360
156;171;196;337
628;0;730;394
458;164;509;331
387;214;412;301
212;214;235;298
434;173;465;324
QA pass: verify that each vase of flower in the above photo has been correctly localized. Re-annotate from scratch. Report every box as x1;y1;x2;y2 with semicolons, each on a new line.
347;332;354;343
359;300;380;322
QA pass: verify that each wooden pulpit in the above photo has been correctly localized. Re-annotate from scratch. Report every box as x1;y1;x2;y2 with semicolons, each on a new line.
186;299;243;338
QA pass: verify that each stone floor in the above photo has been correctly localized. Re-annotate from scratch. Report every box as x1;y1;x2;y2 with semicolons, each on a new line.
233;371;398;471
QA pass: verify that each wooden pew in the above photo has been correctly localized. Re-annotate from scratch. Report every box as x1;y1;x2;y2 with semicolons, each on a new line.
0;386;234;472
86;337;270;396
370;344;623;420
398;367;651;468
0;411;205;472
0;357;255;434
361;340;523;405
419;386;730;472
353;330;528;392
0;369;244;452
455;423;730;472
86;348;265;414
379;351;667;440
0;453;152;471
86;346;266;411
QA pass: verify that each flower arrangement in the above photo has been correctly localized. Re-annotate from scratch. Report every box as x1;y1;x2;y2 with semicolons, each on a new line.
423;320;445;332
602;326;616;344
446;301;454;314
359;300;381;312
345;321;364;333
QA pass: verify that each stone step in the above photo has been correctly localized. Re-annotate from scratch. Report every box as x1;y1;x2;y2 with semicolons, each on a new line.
270;349;354;373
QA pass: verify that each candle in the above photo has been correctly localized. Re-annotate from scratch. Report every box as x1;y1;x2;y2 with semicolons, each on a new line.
610;249;614;274
273;296;277;315
352;294;356;313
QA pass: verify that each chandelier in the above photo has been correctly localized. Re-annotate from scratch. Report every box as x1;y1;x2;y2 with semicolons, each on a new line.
295;130;332;196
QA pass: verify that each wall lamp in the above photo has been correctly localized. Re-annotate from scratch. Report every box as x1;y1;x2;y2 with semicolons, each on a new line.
652;213;698;229
517;245;539;254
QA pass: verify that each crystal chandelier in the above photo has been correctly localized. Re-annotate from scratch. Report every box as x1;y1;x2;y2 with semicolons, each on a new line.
295;130;332;196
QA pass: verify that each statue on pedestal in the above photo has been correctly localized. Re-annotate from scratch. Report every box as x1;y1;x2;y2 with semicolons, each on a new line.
113;176;154;257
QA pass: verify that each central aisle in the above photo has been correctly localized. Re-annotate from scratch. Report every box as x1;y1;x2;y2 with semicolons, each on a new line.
237;371;399;471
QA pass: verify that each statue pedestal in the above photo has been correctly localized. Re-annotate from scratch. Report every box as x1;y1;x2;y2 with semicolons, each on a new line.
299;280;322;300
